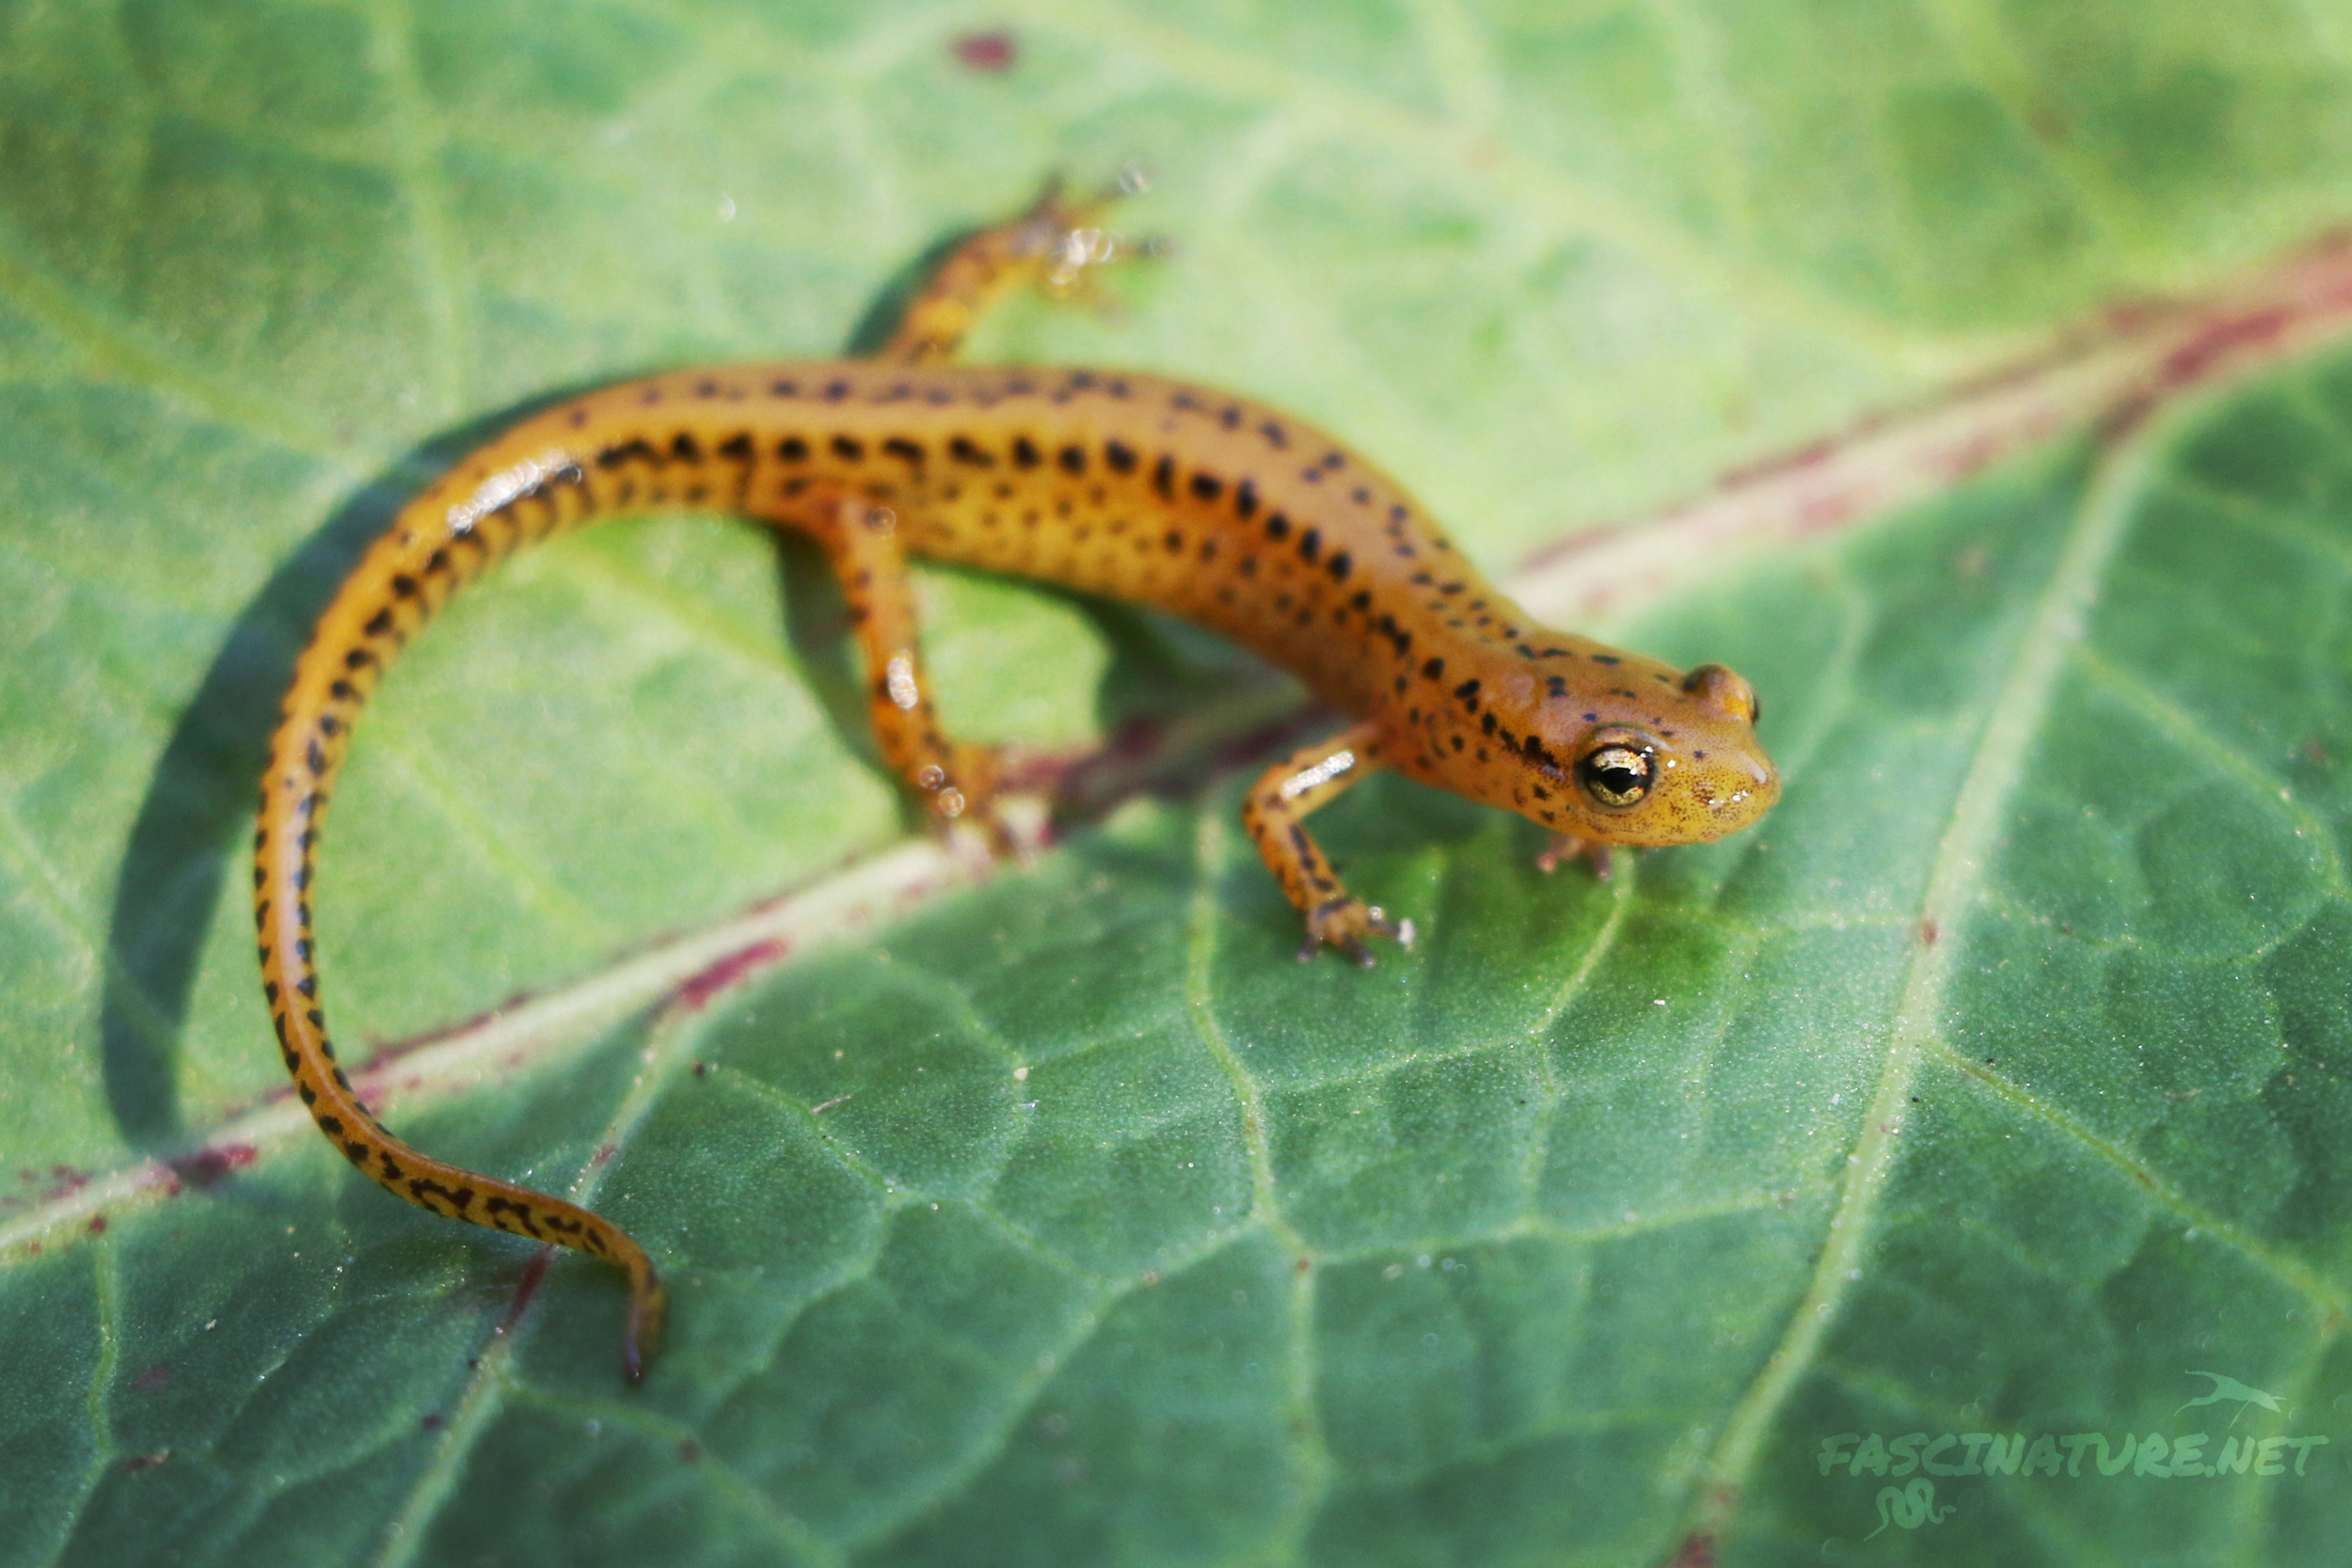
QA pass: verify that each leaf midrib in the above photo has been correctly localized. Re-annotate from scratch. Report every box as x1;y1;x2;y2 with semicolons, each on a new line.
1687;395;2352;1550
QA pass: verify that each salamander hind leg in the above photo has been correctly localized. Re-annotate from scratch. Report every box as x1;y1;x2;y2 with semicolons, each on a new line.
883;166;1157;365
1240;722;1415;967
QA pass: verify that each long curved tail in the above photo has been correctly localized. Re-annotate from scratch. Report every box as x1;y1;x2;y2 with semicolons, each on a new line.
254;429;668;1379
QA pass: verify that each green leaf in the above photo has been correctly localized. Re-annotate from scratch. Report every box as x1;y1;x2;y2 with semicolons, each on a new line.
5;4;2351;1566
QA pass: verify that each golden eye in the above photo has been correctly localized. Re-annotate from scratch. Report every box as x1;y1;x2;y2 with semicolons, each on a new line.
1579;740;1654;807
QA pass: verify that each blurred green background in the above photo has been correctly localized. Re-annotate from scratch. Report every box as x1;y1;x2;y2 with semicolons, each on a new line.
5;2;2352;1564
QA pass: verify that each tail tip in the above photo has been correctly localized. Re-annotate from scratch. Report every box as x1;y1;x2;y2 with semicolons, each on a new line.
622;1271;668;1384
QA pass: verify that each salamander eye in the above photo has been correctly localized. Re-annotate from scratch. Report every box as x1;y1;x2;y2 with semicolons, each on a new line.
1578;737;1655;808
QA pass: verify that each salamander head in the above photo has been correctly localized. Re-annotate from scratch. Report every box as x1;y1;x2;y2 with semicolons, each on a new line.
1496;644;1780;848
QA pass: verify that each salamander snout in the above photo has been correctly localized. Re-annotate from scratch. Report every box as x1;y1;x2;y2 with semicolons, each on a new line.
1640;660;1777;843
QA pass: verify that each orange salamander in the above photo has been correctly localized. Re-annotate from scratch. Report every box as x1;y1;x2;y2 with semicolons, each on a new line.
252;187;1779;1380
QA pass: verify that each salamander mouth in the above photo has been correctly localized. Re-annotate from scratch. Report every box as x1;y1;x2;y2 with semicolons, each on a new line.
1684;763;1780;836
1690;776;1765;809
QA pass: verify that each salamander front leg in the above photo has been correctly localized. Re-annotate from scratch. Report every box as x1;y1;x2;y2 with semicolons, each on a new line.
1536;832;1613;879
818;499;1012;849
1241;721;1415;967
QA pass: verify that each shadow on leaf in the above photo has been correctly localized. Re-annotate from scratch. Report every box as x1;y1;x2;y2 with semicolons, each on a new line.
97;389;597;1149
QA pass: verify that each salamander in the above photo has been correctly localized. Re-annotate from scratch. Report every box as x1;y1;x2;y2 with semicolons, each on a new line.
252;186;1779;1380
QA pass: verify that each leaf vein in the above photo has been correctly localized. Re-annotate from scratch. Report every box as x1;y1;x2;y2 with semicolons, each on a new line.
1689;411;2176;1544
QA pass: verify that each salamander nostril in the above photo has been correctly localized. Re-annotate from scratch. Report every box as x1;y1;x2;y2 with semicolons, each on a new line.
1681;662;1758;724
